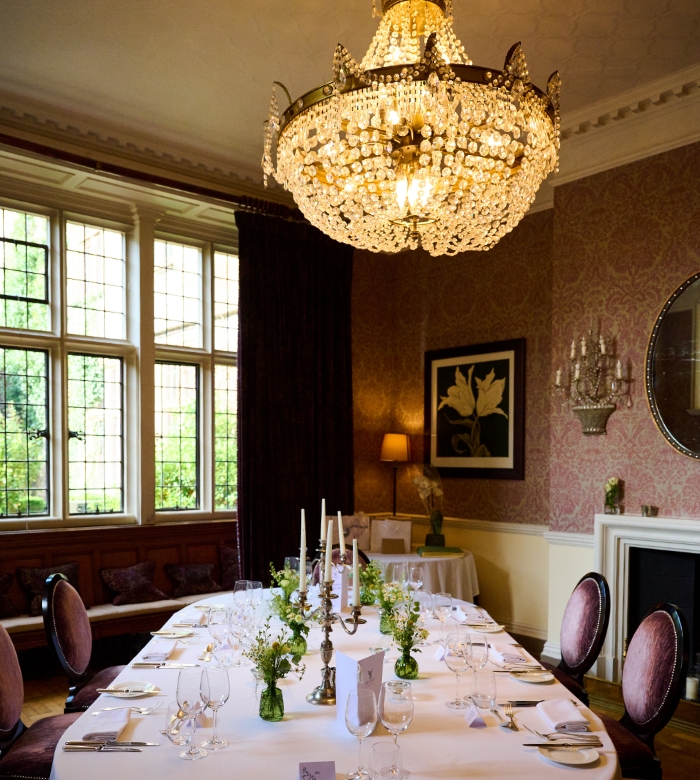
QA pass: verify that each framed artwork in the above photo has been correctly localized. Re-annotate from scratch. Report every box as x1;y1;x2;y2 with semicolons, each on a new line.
424;338;525;479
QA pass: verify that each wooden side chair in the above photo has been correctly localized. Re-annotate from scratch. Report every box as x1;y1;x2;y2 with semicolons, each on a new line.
599;602;688;780
42;573;126;713
0;624;81;779
541;572;611;706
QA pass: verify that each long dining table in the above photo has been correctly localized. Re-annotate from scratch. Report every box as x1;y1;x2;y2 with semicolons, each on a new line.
51;591;621;780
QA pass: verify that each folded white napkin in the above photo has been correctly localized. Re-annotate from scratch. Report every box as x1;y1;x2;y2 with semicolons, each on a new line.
178;613;206;626
142;639;177;662
489;643;526;664
453;607;486;624
82;709;131;742
536;698;591;733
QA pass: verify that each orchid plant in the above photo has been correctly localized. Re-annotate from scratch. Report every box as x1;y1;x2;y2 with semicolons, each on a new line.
412;467;444;537
437;364;508;457
604;477;620;510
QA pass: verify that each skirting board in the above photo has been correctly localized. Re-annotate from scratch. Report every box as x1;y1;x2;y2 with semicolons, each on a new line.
494;617;548;642
541;640;562;666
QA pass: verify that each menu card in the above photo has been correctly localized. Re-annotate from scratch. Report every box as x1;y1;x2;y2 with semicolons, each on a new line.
335;649;385;723
299;761;335;780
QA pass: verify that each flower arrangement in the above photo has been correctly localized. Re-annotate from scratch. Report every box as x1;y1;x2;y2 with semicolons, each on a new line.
269;562;309;655
358;559;382;606
269;562;299;603
377;580;405;634
388;600;429;679
604;477;621;513
412;466;444;542
244;620;305;721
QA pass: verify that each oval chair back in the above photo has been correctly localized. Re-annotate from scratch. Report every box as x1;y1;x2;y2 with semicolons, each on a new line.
620;602;689;750
559;572;611;683
42;573;93;709
311;544;369;586
0;625;26;759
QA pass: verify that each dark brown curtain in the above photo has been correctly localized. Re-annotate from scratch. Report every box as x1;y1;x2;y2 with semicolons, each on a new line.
235;211;355;583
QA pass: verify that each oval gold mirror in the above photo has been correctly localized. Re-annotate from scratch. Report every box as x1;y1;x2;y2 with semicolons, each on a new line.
647;271;700;459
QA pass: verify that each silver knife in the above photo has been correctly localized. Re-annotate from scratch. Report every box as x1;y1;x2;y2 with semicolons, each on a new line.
62;745;142;752
523;742;603;749
132;662;200;668
66;741;159;747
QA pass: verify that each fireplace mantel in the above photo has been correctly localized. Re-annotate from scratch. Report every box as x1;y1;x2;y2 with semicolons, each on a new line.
593;512;700;681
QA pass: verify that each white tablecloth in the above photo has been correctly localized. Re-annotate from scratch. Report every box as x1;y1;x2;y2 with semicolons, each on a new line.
52;593;620;780
368;552;480;603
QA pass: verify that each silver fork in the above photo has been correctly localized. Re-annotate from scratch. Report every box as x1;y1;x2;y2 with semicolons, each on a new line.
523;724;599;742
93;702;162;716
504;702;519;731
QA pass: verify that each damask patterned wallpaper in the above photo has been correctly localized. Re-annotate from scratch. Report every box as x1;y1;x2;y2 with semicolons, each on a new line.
550;141;700;533
353;140;700;533
353;209;554;524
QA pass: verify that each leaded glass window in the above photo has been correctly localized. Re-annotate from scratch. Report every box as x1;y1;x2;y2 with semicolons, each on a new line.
214;252;238;352
0;347;49;517
214;364;237;510
155;362;198;510
154;240;202;348
67;354;123;514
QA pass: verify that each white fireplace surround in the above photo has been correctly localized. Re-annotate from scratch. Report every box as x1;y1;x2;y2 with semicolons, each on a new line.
593;512;700;682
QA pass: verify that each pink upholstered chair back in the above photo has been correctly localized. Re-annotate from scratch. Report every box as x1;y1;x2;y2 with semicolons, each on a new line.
0;625;24;735
311;546;368;585
621;605;687;737
43;574;92;682
559;573;610;677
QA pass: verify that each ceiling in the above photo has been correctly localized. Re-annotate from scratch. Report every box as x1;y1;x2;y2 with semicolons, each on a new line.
0;0;698;185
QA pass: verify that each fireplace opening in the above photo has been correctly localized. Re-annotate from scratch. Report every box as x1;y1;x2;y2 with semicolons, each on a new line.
627;547;700;692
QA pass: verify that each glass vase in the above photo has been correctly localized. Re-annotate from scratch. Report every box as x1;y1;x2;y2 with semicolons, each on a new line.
394;650;419;680
379;608;393;634
360;586;375;606
288;628;307;657
259;680;284;721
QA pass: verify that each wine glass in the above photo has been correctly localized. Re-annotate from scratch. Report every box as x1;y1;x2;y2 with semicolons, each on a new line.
433;592;452;645
344;688;378;779
248;580;263;608
408;565;424;592
371;742;403;780
284;556;299;572
161;701;194;754
467;631;489;672
176;668;207;760
444;632;470;709
391;562;408;589
233;580;251;608
200;666;230;750
207;606;230;661
378;680;413;751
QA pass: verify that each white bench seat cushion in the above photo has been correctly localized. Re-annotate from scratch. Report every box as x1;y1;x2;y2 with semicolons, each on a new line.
174;592;225;606
87;599;184;623
0;614;44;634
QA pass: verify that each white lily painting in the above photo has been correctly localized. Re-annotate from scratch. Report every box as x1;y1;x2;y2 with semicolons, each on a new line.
438;365;508;457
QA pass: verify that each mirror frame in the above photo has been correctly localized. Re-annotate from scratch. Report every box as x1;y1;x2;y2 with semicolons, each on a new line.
646;270;700;460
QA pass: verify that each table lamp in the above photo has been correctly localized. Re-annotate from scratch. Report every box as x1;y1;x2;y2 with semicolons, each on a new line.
379;433;411;517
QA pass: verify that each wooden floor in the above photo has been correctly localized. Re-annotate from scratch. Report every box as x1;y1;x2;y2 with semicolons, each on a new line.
20;676;700;778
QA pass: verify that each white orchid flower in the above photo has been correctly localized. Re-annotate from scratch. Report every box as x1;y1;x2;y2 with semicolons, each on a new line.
474;369;508;418
438;365;476;417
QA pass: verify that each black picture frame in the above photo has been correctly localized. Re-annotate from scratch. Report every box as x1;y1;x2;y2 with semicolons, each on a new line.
424;338;525;480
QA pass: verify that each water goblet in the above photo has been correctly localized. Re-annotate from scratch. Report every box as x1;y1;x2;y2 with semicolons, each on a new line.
344;688;378;779
408;565;424;592
200;666;230;750
371;742;403;779
176;668;207;760
444;632;470;709
233;580;252;608
470;669;497;709
433;592;452;645
378;680;413;777
161;702;193;754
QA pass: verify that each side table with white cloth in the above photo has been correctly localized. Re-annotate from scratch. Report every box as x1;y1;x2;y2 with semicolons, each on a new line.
51;590;620;780
368;551;479;603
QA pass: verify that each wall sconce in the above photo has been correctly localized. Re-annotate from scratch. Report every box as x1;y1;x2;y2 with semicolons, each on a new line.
379;433;411;516
554;330;630;435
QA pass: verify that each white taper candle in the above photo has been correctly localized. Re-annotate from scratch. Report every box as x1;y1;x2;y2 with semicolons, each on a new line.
299;508;307;593
337;510;345;556
324;519;333;583
352;540;360;606
320;498;326;541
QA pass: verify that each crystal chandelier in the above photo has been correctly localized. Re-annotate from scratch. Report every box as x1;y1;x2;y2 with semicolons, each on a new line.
262;0;560;256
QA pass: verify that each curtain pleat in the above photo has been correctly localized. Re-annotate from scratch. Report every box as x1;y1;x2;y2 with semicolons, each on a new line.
235;211;355;582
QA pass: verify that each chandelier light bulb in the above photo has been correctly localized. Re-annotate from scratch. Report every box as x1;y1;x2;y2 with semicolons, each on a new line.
262;0;560;256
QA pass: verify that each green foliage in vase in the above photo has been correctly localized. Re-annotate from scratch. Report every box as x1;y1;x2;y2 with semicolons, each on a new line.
388;599;429;655
243;619;305;684
359;559;382;605
378;581;404;613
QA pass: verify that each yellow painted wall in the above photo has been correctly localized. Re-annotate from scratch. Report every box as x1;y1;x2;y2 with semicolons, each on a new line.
410;517;549;639
546;541;595;649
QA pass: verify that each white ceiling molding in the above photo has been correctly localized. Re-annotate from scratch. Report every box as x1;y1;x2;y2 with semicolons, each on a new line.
0;88;293;207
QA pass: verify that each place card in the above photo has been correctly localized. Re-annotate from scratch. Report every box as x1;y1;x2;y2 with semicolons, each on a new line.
434;645;445;661
299;761;335;780
335;649;385;723
464;703;486;728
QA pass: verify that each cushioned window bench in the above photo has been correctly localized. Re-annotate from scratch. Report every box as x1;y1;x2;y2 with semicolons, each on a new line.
0;520;238;652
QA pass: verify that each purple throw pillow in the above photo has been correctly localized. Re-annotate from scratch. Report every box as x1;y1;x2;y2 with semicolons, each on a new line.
16;562;80;617
0;573;18;618
164;563;221;599
100;560;168;606
219;545;241;590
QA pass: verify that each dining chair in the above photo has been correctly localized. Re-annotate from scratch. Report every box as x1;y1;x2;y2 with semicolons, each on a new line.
0;624;81;779
42;573;126;713
541;571;610;706
311;544;370;585
598;602;688;779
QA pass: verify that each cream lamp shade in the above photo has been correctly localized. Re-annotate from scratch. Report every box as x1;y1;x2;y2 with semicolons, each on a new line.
380;433;411;462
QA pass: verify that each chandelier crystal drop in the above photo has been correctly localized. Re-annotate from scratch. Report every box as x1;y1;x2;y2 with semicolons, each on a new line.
262;0;560;256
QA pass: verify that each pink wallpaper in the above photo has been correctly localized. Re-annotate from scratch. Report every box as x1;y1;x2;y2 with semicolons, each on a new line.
550;141;700;532
353;209;554;525
353;140;700;533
